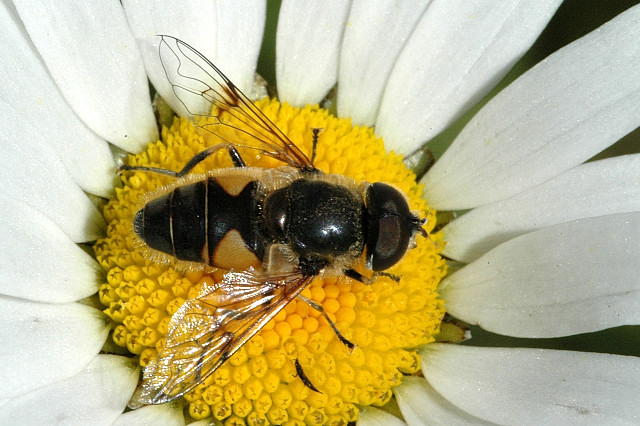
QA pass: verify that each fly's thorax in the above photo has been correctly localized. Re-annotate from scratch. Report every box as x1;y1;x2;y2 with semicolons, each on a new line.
261;172;366;269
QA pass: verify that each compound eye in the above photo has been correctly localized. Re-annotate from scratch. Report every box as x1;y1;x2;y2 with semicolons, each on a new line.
365;183;413;271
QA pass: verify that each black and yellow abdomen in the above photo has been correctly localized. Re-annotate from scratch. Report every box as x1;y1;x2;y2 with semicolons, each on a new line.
133;170;265;271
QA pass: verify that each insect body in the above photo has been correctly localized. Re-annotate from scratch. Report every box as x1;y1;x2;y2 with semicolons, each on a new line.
123;36;427;406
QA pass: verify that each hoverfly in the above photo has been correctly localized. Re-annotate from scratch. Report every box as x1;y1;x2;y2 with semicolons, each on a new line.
122;35;428;406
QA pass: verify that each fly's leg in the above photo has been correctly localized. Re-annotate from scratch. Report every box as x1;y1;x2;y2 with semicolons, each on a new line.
294;359;321;393
345;268;401;284
225;146;247;168
294;292;352;394
297;295;356;351
118;143;246;177
344;268;373;284
376;271;401;282
310;128;321;166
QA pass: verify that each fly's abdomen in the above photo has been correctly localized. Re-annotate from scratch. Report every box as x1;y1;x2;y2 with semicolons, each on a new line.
134;182;206;262
134;174;263;270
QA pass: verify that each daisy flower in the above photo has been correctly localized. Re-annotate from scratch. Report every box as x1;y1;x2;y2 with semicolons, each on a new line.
1;1;639;425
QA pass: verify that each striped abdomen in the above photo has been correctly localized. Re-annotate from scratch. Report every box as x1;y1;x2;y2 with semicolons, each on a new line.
134;173;263;270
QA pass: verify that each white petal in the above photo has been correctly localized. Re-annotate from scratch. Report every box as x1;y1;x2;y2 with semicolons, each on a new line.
0;110;105;243
0;355;138;426
376;0;562;154
0;2;115;197
124;1;221;117
0;194;101;302
126;1;264;114
337;0;430;127
276;0;351;107
113;403;184;426
441;212;640;338
443;154;640;262
424;4;640;209
422;344;640;425
358;405;405;426
395;376;495;425
215;0;266;94
0;299;108;399
123;0;217;56
13;0;157;151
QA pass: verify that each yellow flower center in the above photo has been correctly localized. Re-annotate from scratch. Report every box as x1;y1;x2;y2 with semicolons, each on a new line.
94;98;446;425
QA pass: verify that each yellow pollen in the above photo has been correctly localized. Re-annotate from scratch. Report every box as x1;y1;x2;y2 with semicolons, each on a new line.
94;98;446;424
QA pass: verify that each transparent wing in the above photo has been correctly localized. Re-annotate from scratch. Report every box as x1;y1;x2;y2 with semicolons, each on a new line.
130;269;314;406
158;35;314;170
